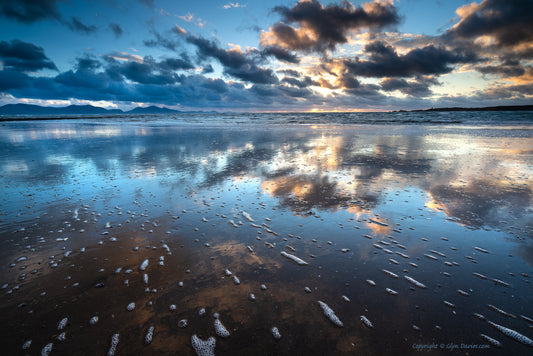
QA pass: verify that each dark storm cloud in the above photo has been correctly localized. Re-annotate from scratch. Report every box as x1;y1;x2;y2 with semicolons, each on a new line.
446;0;533;48
343;83;383;98
0;1;99;35
261;45;300;64
0;39;58;72
477;64;526;78
103;55;180;85
380;76;438;97
278;69;300;77
1;50;309;110
0;0;61;23
281;76;319;88
159;57;195;71
263;0;400;52
65;16;97;34
182;34;279;84
279;84;313;98
343;41;478;78
202;64;214;74
109;23;123;38
0;68;32;90
75;55;101;71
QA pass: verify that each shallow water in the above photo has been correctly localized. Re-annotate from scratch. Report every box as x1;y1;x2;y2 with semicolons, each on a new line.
1;120;532;355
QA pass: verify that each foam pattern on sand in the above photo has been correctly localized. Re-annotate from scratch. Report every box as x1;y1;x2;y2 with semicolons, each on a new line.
191;335;216;356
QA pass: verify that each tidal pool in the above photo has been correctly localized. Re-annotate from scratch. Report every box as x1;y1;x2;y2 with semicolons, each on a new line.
0;120;532;355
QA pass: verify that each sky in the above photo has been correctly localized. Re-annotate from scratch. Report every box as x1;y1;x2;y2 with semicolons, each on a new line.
0;0;532;112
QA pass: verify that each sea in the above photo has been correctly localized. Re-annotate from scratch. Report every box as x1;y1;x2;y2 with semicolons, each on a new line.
0;110;532;355
2;109;533;126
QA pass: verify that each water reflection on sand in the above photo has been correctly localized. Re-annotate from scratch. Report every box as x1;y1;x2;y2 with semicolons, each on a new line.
0;121;532;355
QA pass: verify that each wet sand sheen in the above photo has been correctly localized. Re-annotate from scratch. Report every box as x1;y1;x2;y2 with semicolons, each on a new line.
0;121;532;355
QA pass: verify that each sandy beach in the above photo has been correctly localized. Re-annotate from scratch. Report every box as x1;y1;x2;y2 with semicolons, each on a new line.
1;120;532;355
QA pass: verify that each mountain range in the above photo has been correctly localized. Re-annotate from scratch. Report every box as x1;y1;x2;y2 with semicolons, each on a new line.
0;104;181;116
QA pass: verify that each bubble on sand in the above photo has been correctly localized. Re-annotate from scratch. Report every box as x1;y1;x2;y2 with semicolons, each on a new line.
126;302;135;311
145;326;154;344
191;335;215;356
140;259;149;271
280;251;308;265
318;300;343;327
107;333;119;356
90;316;99;325
214;318;230;337
382;269;398;279
443;300;456;308
41;342;53;356
58;317;68;330
22;340;31;350
271;327;282;339
480;333;501;348
386;288;398;295
242;211;254;222
404;275;427;289
361;315;373;328
457;289;470;297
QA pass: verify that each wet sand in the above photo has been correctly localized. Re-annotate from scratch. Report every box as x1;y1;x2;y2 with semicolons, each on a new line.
1;121;532;355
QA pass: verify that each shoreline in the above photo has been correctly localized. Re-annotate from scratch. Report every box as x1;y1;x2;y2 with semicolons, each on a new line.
0;104;532;120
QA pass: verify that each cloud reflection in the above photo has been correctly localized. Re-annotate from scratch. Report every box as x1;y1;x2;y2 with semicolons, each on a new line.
1;122;531;233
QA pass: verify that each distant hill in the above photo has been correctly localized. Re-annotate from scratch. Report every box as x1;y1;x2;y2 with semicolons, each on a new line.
0;103;180;116
415;105;533;112
0;103;122;115
127;105;180;114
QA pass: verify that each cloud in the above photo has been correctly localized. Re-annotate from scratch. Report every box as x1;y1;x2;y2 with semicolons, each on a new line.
261;46;300;63
477;64;526;78
223;2;246;9
103;55;185;85
0;0;61;23
75;55;101;71
178;12;206;28
0;68;32;90
65;17;97;34
475;83;533;99
342;41;478;78
260;0;400;53
278;69;301;77
144;29;182;51
281;76;319;88
109;23;123;38
159;56;195;71
0;39;58;72
447;0;533;48
380;76;438;97
0;1;99;35
182;34;279;84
